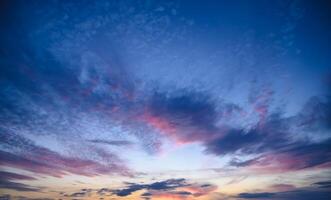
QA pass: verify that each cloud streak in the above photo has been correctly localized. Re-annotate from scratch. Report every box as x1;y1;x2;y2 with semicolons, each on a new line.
0;131;130;177
0;171;40;192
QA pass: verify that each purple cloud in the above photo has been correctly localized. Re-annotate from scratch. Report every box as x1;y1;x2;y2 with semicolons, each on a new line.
0;132;131;177
0;171;40;192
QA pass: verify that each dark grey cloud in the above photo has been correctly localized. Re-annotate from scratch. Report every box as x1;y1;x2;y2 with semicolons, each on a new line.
146;178;188;190
204;111;292;155
69;192;87;197
201;94;331;171
0;171;36;181
0;195;10;200
141;192;152;197
205;129;262;155
140;90;222;143
172;191;192;195
236;189;331;200
97;188;112;196
237;192;275;199
108;178;217;198
14;197;53;200
112;178;188;197
229;138;331;171
62;188;93;197
0;170;39;192
275;190;331;200
313;181;331;188
149;90;218;131
0;179;40;192
235;179;331;200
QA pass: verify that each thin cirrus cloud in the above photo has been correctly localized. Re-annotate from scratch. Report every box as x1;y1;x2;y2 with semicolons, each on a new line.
88;139;133;146
0;179;40;192
0;130;131;178
0;171;40;192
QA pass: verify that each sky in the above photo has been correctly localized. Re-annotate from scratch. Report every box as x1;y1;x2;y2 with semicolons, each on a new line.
0;0;331;199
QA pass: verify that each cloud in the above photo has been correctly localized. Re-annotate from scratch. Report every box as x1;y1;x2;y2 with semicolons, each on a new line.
97;188;112;196
0;131;130;177
134;86;331;173
237;192;275;199
0;179;40;192
146;178;188;190
0;195;10;200
0;195;53;200
67;189;92;197
109;178;217;198
88;139;133;146
269;184;296;191
136;83;331;175
112;184;145;197
275;190;331;200
0;3;330;198
204;129;262;155
295;83;331;132
56;179;210;199
141;90;220;144
229;138;331;172
0;171;40;192
112;178;188;197
202;95;331;172
0;171;36;181
313;181;331;188
235;181;331;200
226;176;248;185
2;74;330;177
143;190;192;200
235;189;331;200
0;7;141;176
59;189;93;198
204;110;293;156
0;180;40;192
183;183;218;197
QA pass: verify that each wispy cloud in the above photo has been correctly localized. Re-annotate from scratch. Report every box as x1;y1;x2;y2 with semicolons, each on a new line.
0;131;131;177
88;139;133;146
0;171;40;192
233;179;331;200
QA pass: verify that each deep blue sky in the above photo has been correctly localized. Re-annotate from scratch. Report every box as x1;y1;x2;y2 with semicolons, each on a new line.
0;1;331;200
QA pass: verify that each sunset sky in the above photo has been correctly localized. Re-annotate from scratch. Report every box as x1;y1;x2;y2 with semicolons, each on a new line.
0;0;331;199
